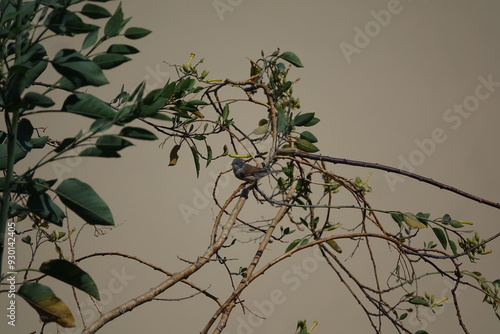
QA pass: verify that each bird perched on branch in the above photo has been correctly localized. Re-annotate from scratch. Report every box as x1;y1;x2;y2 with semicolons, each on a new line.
231;158;283;182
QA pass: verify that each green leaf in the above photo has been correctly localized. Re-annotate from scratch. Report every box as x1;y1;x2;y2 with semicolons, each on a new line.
285;239;302;252
93;53;131;69
222;104;230;121
124;27;152;39
190;146;200;178
39;259;100;300
293;112;315;127
326;239;342;253
104;2;124;37
55;178;114;226
26;193;65;226
450;220;464;228
391;212;404;227
45;9;99;35
300;131;318;143
409;297;429;306
82;29;98;50
295;138;319;153
277;107;287;133
106;44;140;55
432;227;448;250
449;240;458;255
52;49;109;88
18;282;75;327
96;135;133;151
279;51;304;68
79;147;121;158
404;213;428;229
62;93;116;119
81;3;111;19
119;127;158;140
0;142;28;169
23;92;55;107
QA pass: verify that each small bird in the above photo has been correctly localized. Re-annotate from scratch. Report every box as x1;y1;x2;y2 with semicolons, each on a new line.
231;158;283;182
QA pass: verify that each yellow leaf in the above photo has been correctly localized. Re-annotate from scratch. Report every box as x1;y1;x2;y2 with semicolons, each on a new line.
326;239;342;253
169;144;181;166
403;213;427;229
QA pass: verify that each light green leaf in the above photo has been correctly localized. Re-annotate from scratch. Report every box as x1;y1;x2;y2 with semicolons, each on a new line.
295;138;319;153
404;213;427;229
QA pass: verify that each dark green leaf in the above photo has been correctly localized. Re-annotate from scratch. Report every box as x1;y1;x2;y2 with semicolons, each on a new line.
62;93;116;119
81;4;111;19
30;136;49;148
206;145;212;167
22;235;32;244
17;119;34;152
432;227;448;250
52;49;109;88
96;135;133;151
93;53;131;69
277;107;287;133
104;2;123;37
106;44;139;55
119;127;157;140
300;131;318;143
409;297;429;306
26;193;65;226
449;240;458;255
303;117;320;127
279;51;304;68
23;92;55;107
79;147;121;158
45;9;98;35
124;27;152;39
293;112;315;127
90;118;113;133
190;146;200;178
295;138;319;153
18;282;75;327
285;239;301;252
0;142;27;169
55;178;114;226
40;259;100;300
82;29;98;50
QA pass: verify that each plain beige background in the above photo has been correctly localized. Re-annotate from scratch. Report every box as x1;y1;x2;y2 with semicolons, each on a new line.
2;0;500;333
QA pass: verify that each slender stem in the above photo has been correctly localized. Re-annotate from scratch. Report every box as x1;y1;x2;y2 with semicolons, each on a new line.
0;0;23;276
